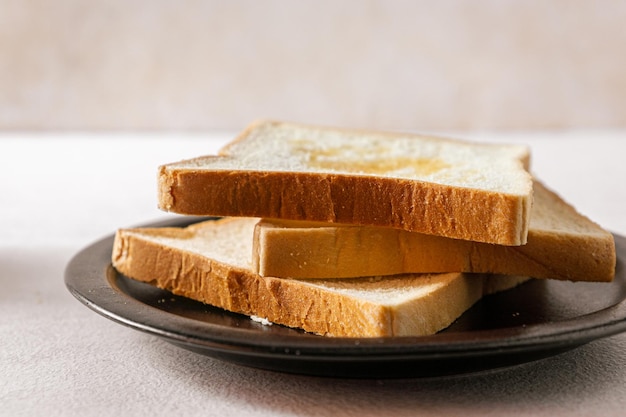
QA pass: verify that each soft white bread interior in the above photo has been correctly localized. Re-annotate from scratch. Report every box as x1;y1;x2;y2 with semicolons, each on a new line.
158;120;533;246
112;217;530;337
253;180;616;282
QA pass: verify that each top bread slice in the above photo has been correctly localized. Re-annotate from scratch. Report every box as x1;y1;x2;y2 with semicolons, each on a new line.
111;217;529;337
158;120;533;246
253;180;616;282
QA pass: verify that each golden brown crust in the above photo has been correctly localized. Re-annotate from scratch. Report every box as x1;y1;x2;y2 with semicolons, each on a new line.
112;223;528;337
157;120;532;246
252;179;616;282
158;168;531;245
112;229;392;336
469;231;615;282
255;221;615;282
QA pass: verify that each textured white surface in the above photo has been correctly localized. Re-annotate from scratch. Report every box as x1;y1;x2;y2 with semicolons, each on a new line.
173;121;531;193
1;131;626;416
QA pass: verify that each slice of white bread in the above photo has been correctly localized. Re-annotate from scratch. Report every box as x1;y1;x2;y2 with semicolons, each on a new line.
111;217;530;337
158;120;533;246
253;181;616;282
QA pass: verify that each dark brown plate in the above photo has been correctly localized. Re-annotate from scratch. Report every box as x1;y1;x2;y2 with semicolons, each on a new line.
65;217;626;378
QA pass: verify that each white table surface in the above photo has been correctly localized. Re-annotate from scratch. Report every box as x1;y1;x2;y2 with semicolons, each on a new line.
2;130;626;416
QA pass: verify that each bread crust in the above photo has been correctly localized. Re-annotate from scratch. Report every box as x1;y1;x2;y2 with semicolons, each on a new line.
253;226;612;282
158;120;532;246
114;230;426;337
111;221;529;337
253;181;616;282
159;167;531;245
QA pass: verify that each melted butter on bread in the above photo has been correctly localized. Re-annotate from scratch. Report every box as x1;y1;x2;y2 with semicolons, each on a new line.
290;138;451;175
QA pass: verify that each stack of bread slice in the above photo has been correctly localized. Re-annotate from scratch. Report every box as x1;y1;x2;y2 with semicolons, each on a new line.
112;120;616;337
